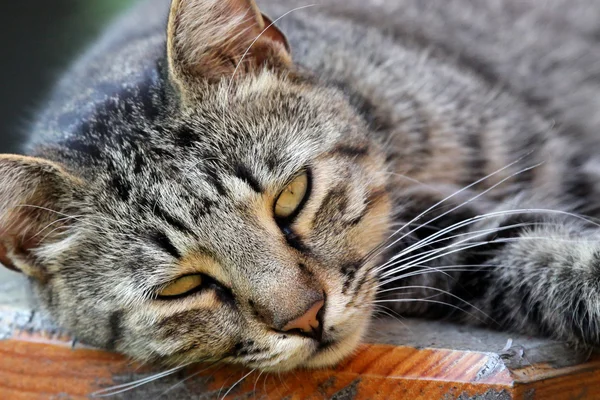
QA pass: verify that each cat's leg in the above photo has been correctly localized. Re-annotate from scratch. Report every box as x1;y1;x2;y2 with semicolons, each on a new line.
379;199;600;346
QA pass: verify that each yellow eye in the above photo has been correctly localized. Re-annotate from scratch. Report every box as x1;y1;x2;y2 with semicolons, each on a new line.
157;275;203;298
274;172;309;219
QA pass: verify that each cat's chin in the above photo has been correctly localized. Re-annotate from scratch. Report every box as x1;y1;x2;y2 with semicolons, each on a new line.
301;324;365;370
248;318;368;373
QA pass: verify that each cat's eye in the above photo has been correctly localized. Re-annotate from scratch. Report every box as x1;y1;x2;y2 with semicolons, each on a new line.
157;274;204;298
274;171;309;219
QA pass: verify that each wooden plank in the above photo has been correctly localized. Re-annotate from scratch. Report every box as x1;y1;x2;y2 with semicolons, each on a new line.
2;271;600;399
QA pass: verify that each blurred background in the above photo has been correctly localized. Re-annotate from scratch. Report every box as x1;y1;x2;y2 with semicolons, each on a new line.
0;0;137;153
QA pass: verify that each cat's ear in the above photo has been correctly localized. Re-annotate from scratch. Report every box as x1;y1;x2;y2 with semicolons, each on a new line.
166;0;292;91
0;155;82;281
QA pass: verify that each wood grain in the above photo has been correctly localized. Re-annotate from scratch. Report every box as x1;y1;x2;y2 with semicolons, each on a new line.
2;273;600;399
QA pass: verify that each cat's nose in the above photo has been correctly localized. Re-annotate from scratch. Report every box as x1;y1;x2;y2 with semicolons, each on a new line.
281;299;325;341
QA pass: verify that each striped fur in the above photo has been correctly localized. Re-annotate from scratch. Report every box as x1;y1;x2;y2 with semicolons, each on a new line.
1;0;600;371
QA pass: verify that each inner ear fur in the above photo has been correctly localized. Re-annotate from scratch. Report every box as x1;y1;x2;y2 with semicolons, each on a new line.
0;155;82;280
167;0;292;92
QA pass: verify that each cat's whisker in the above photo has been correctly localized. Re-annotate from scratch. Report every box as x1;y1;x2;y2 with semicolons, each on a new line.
388;172;444;194
387;154;535;241
373;298;487;324
14;204;123;228
12;210;113;241
376;233;503;277
380;265;458;285
363;158;542;268
375;207;600;275
378;264;501;287
389;219;443;231
158;360;222;397
37;224;75;244
13;204;132;240
377;221;541;273
376;220;554;276
276;369;293;393
90;363;191;398
382;161;543;252
253;369;266;396
376;284;490;318
371;305;407;327
378;239;523;281
389;219;544;260
31;215;84;236
395;206;600;265
262;371;271;398
225;4;317;96
13;204;83;219
219;368;256;400
378;233;600;286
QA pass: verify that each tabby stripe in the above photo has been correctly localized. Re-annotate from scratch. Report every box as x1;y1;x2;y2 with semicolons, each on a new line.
563;154;597;214
341;262;360;295
452;214;541;303
265;152;279;172
175;126;197;148
329;144;369;159
463;129;487;187
348;187;386;226
45;284;56;310
191;197;217;218
409;96;432;171
511;132;541;186
283;227;309;253
150;231;181;259
110;175;132;202
133;152;145;174
66;140;102;160
107;310;124;351
351;268;370;299
152;204;194;235
328;79;393;133
204;164;228;196
234;164;262;193
315;185;349;223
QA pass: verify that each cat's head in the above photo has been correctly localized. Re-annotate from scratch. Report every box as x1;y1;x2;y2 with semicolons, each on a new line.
0;0;392;371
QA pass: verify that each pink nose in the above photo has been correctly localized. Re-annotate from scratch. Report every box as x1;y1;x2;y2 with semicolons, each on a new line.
281;300;324;336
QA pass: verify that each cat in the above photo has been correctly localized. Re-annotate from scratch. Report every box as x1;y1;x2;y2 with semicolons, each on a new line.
2;0;600;373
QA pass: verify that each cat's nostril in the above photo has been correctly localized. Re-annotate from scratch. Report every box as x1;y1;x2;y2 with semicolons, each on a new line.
281;299;325;341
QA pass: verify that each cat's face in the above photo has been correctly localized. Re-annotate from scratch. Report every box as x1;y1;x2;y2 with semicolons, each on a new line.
0;0;391;371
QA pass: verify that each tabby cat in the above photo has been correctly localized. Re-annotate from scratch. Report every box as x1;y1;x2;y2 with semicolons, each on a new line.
2;0;600;372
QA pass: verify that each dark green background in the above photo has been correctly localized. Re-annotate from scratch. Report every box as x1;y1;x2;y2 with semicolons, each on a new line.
0;0;136;152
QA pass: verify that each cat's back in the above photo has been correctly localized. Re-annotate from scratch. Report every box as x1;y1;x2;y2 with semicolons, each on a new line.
29;0;600;157
269;0;600;135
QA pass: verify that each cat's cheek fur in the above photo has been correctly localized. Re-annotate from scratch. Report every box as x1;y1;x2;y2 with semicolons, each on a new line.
123;295;244;364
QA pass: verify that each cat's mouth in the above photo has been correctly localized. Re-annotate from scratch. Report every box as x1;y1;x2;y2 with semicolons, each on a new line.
316;339;337;352
300;322;366;369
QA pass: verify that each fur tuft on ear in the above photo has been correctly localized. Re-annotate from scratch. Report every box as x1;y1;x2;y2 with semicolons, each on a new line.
0;155;82;280
167;0;292;92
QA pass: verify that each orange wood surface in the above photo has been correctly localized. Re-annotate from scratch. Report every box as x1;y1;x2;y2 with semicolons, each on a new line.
2;328;600;399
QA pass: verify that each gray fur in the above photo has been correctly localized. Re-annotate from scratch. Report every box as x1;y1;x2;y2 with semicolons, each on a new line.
1;0;600;372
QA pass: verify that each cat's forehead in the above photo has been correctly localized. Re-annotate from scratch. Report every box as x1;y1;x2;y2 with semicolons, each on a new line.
145;82;362;184
79;75;369;225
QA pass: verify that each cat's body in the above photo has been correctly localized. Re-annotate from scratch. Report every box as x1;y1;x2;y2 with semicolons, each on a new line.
3;0;600;371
